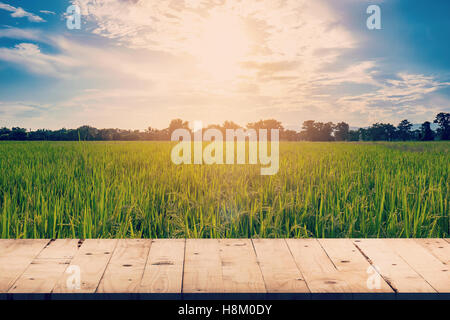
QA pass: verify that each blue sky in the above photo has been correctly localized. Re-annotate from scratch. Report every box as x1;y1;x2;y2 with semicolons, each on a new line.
0;0;449;130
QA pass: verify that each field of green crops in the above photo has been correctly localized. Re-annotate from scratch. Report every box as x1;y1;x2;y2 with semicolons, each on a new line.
0;141;448;239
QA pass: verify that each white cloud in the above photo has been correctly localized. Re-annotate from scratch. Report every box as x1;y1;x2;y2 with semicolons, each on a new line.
0;27;42;41
333;73;450;125
0;2;45;22
39;10;56;15
0;1;448;129
72;0;355;80
0;101;49;124
0;42;82;78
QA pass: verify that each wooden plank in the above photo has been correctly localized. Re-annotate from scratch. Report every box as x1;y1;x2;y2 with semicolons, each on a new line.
36;239;80;259
9;239;80;293
352;239;435;293
286;239;352;293
139;239;185;293
183;239;223;293
415;239;450;265
218;239;266;293
0;239;49;293
97;239;151;293
318;239;393;293
252;239;309;293
1;239;448;295
385;239;450;293
53;239;118;293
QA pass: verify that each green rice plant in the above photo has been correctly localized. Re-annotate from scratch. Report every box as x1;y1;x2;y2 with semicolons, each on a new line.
0;141;448;238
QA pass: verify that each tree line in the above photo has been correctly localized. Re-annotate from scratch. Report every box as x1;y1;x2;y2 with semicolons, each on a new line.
0;112;449;142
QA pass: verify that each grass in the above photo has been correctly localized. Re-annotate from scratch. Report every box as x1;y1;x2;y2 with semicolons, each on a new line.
0;141;448;239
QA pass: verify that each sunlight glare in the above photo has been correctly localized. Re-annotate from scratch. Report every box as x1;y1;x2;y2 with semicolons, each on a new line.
189;11;250;81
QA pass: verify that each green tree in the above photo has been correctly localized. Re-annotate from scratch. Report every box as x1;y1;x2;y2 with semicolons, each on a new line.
76;126;98;141
434;112;450;140
300;121;334;141
334;122;350;141
223;121;241;130
247;119;283;140
168;119;190;139
397;119;413;141
247;119;284;130
300;120;317;141
10;127;27;140
0;127;11;140
367;123;396;141
420;121;435;141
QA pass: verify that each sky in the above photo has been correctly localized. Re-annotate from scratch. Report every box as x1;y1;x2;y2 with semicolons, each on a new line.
0;0;449;130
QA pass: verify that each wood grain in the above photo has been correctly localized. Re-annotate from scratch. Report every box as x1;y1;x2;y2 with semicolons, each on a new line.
1;239;448;294
253;239;309;293
219;239;266;293
318;239;393;293
183;239;223;293
0;239;49;292
139;239;185;293
415;239;450;265
9;239;79;293
352;239;435;293
97;239;151;293
286;239;352;293
53;239;118;293
385;239;450;293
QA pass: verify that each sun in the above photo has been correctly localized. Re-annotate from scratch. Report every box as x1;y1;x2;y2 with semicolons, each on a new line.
188;11;251;81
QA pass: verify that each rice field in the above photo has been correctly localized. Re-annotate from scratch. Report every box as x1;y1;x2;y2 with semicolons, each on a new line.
0;141;448;239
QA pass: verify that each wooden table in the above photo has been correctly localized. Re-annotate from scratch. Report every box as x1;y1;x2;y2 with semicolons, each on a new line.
0;239;449;299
